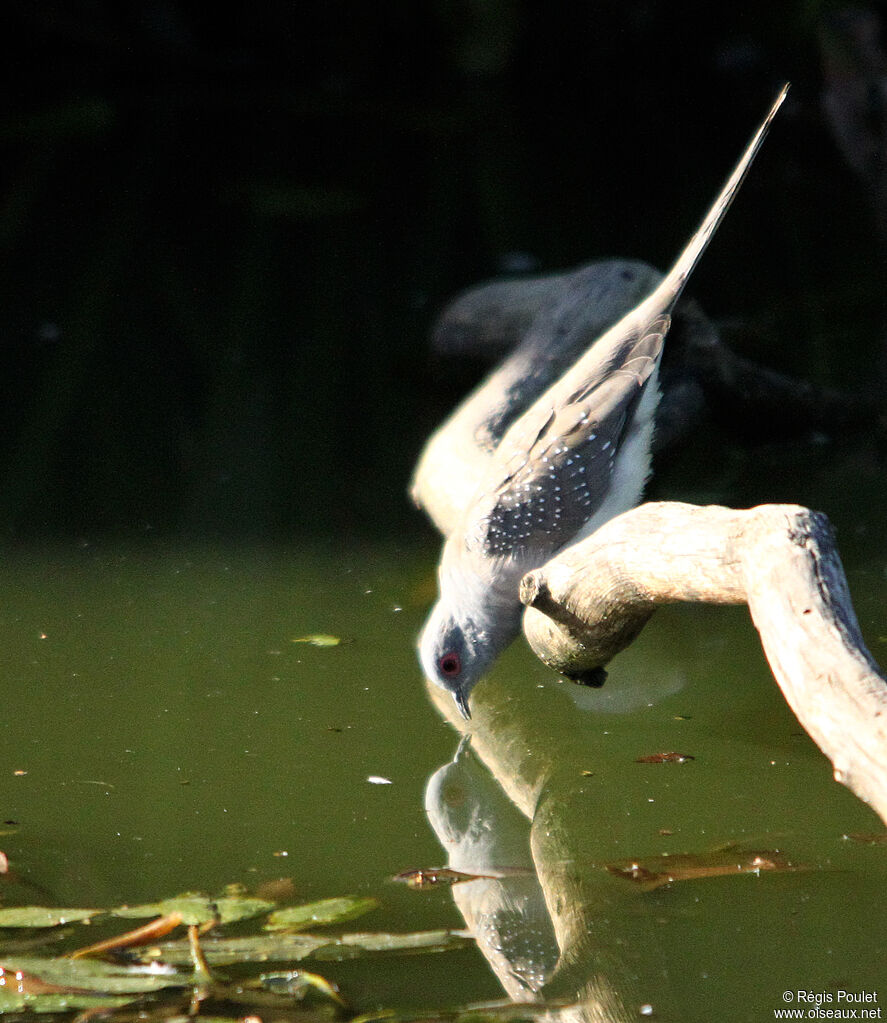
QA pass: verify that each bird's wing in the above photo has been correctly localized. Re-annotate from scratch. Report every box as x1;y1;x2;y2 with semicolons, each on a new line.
466;317;668;559
461;85;790;562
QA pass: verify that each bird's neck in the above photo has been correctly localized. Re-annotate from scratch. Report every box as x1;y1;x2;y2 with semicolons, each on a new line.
439;538;527;643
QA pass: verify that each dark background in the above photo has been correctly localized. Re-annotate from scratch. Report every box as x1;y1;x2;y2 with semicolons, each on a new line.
0;2;881;541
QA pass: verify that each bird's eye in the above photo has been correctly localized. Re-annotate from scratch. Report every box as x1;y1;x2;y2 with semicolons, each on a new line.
439;652;461;677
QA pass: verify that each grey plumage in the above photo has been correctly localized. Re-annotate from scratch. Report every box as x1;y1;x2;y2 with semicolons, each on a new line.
419;86;789;719
469;317;669;560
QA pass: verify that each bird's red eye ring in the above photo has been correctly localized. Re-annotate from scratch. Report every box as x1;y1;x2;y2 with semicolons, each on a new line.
439;653;461;677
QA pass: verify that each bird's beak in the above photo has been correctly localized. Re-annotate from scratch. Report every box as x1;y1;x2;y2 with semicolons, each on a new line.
454;733;472;760
452;689;472;720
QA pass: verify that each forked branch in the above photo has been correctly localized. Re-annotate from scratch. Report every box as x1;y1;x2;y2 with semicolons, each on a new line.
519;502;887;824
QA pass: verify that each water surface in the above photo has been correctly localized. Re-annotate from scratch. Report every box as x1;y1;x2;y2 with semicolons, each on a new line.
0;459;884;1021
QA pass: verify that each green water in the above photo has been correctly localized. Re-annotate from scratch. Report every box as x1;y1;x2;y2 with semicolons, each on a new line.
0;437;884;1021
3;13;886;1020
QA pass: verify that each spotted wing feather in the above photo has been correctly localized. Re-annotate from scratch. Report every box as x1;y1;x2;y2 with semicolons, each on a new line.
468;318;668;559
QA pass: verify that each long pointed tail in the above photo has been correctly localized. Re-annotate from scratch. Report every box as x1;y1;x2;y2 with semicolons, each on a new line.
640;83;789;319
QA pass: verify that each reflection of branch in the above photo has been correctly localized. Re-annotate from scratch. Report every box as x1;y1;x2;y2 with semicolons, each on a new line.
519;501;887;824
660;301;873;448
421;732;659;1019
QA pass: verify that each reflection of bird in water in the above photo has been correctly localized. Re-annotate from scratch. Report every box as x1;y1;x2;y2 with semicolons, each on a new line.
424;736;559;998
418;86;788;719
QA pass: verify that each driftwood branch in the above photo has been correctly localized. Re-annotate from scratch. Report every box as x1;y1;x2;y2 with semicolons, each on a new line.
519;501;887;824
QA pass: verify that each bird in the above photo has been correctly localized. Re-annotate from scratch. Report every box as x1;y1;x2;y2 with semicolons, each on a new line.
423;736;559;998
418;85;789;720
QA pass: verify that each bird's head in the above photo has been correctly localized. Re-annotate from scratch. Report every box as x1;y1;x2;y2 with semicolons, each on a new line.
418;532;527;719
418;599;497;720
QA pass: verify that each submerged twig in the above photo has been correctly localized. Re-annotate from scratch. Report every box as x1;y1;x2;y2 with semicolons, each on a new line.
70;913;184;960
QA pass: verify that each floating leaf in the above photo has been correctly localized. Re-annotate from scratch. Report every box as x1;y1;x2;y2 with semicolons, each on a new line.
138;932;329;966
257;969;347;1006
264;896;378;931
0;907;101;929
110;892;273;930
0;964;94;997
349;999;581;1023
131;928;470;967
255;877;296;902
605;847;799;891
113;894;218;926
291;634;341;647
844;832;887;845
309;930;471;962
0;955;190;995
635;752;695;764
393;867;500;890
214;895;276;924
0;978;132;1015
0;957;185;1017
